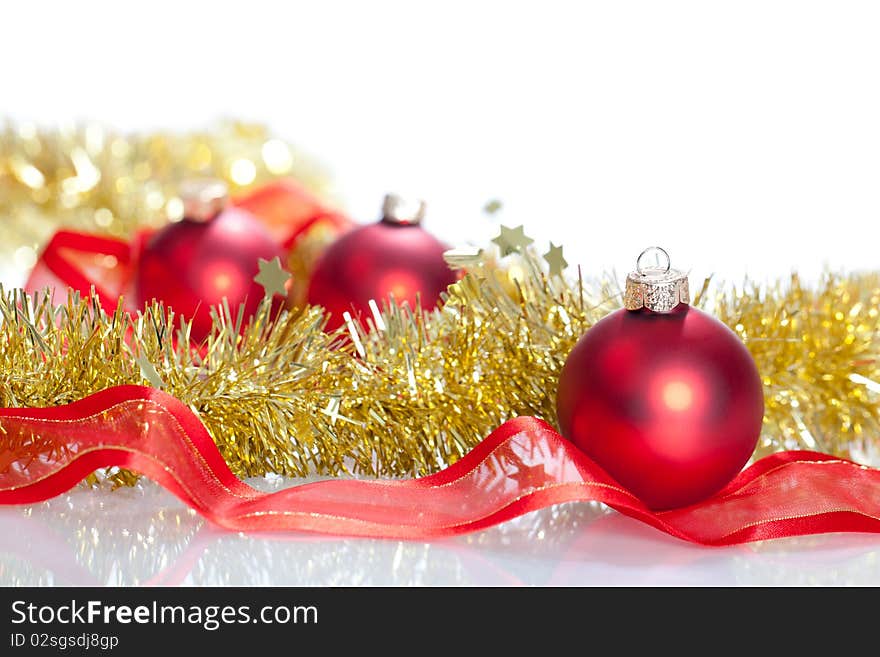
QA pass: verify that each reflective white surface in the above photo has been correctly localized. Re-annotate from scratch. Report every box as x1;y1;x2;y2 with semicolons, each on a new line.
1;478;878;586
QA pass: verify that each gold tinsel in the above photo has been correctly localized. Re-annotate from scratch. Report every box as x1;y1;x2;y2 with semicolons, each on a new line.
0;120;329;275
1;248;879;480
708;274;880;460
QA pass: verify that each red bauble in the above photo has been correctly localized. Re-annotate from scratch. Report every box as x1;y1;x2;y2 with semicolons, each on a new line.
306;196;456;330
556;305;764;510
136;206;284;343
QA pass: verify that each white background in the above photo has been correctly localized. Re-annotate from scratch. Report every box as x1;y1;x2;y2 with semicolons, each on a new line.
4;1;880;586
4;0;880;281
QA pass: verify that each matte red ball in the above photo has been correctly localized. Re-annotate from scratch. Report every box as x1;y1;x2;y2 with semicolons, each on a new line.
136;208;284;342
556;306;764;510
306;220;456;330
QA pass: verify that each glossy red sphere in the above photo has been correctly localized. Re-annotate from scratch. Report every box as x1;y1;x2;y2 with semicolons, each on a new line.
556;305;764;510
306;220;457;330
136;208;284;342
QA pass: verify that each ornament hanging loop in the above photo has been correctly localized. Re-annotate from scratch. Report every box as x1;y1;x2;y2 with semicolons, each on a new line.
381;193;426;226
636;246;671;275
625;246;690;313
178;178;229;223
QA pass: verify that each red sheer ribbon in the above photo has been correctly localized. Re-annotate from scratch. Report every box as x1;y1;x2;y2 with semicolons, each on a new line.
2;386;879;545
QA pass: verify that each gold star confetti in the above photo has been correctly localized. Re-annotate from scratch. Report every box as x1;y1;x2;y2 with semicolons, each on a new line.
483;199;503;215
255;257;291;299
543;243;568;277
492;224;534;257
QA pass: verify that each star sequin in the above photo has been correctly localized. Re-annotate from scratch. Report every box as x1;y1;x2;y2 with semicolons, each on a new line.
254;257;291;299
492;224;534;257
543;242;568;277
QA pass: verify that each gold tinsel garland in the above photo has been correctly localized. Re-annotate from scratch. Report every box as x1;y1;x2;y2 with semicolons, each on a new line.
1;255;879;480
0;120;329;273
0;122;879;478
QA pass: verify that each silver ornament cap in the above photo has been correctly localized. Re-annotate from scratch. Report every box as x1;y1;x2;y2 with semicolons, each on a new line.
179;178;229;222
381;193;426;225
624;246;690;313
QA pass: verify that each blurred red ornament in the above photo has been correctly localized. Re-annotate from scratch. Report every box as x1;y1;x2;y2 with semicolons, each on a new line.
306;194;457;330
135;180;285;342
556;248;764;510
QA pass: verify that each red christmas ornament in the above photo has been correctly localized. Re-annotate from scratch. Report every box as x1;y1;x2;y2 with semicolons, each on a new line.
556;247;764;510
306;194;457;330
135;180;285;342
